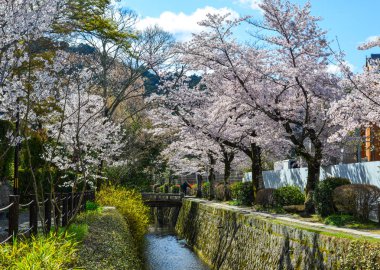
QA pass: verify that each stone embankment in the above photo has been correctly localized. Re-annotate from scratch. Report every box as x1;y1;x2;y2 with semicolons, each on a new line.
176;199;380;270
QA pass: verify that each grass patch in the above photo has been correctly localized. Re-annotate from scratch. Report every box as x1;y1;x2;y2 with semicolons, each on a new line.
227;200;243;206
254;204;286;214
0;233;78;270
73;207;143;270
324;214;380;230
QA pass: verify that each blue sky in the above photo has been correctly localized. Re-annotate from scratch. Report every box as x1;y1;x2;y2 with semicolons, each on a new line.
121;0;380;71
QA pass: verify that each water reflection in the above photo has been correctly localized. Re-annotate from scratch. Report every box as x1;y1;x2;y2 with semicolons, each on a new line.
144;226;210;270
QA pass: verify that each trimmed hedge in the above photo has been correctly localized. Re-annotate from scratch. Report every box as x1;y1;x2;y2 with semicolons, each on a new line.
314;177;351;217
255;188;276;207
333;184;380;221
273;186;304;207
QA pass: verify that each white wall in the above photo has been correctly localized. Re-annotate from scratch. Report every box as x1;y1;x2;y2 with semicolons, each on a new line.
243;161;380;190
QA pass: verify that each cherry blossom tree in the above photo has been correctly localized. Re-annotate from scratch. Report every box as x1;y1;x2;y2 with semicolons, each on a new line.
240;0;344;211
169;13;293;200
358;36;380;50
329;37;380;155
171;0;345;212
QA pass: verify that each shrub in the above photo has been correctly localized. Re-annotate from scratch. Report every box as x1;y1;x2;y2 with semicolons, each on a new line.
255;188;276;207
188;184;197;196
333;184;380;221
159;183;170;193
215;183;231;201
170;185;180;193
85;201;100;211
152;184;160;193
96;185;150;246
274;186;305;207
314;177;351;217
231;182;253;206
201;182;210;198
0;234;78;269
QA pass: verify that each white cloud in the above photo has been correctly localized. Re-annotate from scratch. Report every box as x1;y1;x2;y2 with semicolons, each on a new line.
136;6;239;41
236;0;263;11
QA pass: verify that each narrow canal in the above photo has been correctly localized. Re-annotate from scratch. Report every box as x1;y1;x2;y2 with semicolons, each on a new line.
144;226;210;270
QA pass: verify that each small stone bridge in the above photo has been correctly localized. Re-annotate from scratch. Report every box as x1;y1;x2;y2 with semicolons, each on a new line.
141;193;184;207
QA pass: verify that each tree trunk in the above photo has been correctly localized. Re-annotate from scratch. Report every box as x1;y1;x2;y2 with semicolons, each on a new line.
250;143;264;201
304;140;322;214
96;160;104;191
208;153;216;200
196;174;202;198
223;158;232;201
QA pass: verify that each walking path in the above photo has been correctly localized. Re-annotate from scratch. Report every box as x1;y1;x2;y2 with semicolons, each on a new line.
187;197;380;240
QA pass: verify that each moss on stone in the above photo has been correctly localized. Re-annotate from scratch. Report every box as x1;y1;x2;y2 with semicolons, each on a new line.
176;199;380;270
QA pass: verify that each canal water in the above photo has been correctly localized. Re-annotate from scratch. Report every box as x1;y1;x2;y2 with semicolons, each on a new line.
144;226;210;270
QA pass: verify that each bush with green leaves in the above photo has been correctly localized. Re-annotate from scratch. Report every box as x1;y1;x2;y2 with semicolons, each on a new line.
314;177;351;217
274;186;305;207
159;183;170;193
201;182;210;198
85;201;100;211
231;182;253;205
170;185;180;193
96;185;150;246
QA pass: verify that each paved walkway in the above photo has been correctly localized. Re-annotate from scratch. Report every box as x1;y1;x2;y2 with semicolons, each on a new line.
187;198;380;240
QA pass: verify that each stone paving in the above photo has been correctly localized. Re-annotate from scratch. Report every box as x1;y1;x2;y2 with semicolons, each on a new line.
188;197;380;240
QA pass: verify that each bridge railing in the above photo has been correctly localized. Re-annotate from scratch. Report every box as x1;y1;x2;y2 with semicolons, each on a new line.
141;193;184;201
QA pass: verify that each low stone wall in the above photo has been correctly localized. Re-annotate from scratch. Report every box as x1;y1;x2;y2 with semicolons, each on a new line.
176;199;380;270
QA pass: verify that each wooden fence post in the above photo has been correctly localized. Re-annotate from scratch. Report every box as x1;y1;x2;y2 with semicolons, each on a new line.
54;193;61;228
82;192;87;211
68;195;72;220
29;199;38;236
44;194;51;233
8;195;19;240
74;194;79;215
62;194;68;227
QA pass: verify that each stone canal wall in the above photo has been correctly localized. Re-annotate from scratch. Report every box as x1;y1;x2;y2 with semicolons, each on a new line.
176;199;380;270
150;206;181;227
